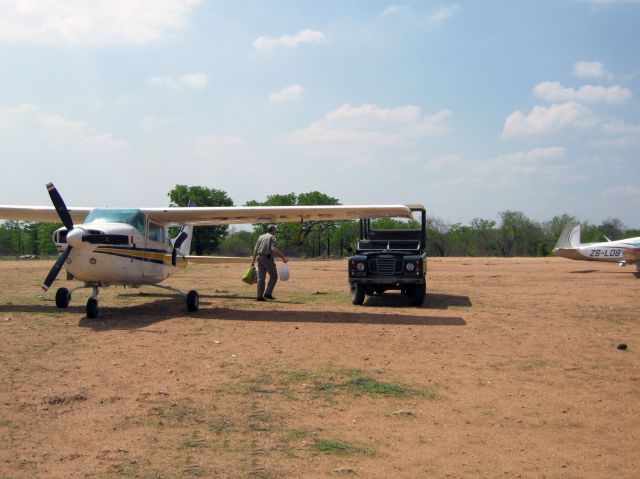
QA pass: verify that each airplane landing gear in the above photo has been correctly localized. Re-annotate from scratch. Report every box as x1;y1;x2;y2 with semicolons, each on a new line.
153;284;199;313
52;282;197;318
86;286;100;319
186;290;199;312
55;287;70;308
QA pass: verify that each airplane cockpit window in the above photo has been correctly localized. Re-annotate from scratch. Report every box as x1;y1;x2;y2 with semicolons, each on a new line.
84;209;146;235
147;222;168;244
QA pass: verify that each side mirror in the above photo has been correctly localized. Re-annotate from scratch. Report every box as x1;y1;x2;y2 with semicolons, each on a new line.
346;246;353;254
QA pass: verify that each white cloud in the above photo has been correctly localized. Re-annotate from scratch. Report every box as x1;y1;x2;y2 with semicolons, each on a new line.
592;118;640;146
602;118;640;135
0;0;202;46
427;3;461;22
284;103;452;144
502;102;599;138
253;29;324;51
381;4;411;16
491;147;566;175
269;85;303;103
533;81;631;104
423;147;587;187
573;61;613;80
0;103;127;148
149;72;208;89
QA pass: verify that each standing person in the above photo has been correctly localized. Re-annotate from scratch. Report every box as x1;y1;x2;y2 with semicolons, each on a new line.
251;224;287;301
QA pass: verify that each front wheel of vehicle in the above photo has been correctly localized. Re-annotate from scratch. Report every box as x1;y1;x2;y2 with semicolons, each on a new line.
408;281;426;307
350;283;365;305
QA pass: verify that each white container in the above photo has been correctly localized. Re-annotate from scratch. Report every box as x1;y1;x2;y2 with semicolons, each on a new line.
280;263;290;281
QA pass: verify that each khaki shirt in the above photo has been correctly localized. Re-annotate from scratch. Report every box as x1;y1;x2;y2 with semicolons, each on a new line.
254;233;276;256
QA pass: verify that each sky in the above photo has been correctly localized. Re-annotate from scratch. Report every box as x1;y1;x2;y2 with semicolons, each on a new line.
0;0;639;228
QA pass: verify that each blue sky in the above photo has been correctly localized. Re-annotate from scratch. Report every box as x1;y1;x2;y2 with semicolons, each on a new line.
1;0;638;227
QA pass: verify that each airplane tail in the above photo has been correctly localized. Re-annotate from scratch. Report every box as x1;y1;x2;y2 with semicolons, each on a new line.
554;222;581;250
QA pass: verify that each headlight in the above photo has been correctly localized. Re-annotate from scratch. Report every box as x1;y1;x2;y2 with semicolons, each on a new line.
356;262;365;271
405;262;415;272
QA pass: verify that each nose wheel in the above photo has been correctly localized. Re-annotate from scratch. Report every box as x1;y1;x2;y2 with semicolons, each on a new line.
86;286;100;319
86;297;99;319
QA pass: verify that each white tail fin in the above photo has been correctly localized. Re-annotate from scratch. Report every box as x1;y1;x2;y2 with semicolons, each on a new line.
554;222;581;250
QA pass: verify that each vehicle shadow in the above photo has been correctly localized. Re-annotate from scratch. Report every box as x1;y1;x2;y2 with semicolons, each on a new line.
363;292;472;310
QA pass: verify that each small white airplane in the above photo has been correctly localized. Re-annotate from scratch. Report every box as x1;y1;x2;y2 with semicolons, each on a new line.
0;183;414;318
554;222;640;273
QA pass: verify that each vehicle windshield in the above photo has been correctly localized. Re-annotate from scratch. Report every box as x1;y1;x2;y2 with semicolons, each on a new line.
84;208;146;235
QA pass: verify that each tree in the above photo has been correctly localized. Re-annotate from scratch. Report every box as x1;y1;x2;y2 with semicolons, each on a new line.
217;230;253;256
168;185;234;255
469;218;498;256
426;215;450;256
601;217;625;240
246;191;341;257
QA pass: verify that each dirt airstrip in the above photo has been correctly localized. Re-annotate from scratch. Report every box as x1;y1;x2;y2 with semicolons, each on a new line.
0;257;638;478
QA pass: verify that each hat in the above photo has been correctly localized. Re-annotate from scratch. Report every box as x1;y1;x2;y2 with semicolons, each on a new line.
268;224;278;233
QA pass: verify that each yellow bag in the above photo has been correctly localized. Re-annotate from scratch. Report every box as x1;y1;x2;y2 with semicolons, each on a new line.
242;266;257;284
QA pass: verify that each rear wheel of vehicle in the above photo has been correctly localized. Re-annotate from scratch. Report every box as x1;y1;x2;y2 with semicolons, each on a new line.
186;290;199;312
408;281;426;307
55;287;70;308
350;283;365;305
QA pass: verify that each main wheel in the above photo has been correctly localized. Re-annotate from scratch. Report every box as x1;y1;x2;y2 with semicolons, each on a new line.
186;290;199;312
86;298;99;319
55;287;70;308
350;283;365;305
408;281;426;307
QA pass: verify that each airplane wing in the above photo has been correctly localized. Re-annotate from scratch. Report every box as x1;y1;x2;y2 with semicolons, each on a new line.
0;206;92;223
142;205;414;226
0;204;414;226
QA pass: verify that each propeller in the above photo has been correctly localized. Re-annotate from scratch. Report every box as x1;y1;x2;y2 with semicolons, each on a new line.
42;182;73;291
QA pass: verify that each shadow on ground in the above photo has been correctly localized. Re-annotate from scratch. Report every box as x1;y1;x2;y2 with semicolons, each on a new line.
0;295;468;331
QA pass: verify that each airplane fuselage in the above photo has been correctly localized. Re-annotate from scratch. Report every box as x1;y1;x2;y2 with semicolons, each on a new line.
556;238;640;263
54;209;187;286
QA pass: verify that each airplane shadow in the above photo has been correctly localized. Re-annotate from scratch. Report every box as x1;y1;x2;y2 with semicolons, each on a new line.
570;269;640;277
0;296;468;331
117;291;304;304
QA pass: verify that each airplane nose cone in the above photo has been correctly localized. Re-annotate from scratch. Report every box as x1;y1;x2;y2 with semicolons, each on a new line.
66;227;86;248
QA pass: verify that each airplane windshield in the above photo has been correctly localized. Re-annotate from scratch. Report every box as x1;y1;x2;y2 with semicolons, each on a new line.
84;209;146;235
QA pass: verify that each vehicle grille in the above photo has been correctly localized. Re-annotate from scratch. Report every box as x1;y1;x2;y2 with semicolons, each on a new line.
369;256;402;275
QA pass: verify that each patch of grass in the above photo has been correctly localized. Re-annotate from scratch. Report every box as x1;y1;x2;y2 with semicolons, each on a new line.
0;419;11;427
315;439;377;456
156;402;203;425
344;376;412;396
312;370;436;399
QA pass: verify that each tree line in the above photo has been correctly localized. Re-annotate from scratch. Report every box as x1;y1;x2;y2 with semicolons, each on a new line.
1;185;637;258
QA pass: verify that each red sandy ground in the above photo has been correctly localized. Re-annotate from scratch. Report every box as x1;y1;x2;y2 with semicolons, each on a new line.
0;257;638;478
